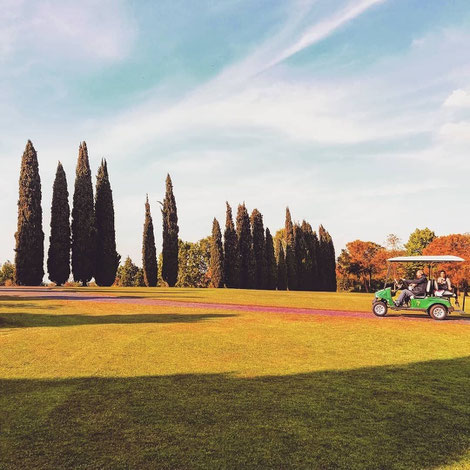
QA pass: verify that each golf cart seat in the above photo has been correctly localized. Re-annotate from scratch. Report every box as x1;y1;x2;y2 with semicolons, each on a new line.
411;280;433;299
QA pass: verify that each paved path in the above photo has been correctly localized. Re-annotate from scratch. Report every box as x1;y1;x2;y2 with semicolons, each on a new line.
1;288;469;323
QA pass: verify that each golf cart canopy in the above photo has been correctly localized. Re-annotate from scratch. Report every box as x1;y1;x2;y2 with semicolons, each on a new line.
387;255;465;263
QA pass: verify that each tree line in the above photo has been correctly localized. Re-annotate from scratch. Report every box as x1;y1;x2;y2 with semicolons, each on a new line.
12;140;336;290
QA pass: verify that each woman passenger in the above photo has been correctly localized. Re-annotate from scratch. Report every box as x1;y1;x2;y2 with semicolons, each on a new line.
435;270;452;293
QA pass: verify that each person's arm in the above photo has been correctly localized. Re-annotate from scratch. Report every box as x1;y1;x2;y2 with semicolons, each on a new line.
446;278;452;290
413;277;427;286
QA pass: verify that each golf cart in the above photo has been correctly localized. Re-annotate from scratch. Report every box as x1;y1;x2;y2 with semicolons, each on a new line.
372;255;466;320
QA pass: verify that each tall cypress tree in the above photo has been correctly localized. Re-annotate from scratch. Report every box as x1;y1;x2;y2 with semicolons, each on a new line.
276;240;287;290
15;140;44;285
318;225;337;292
47;162;70;285
161;174;179;287
210;218;224;288
94;159;120;286
71;141;95;286
250;209;267;289
236;203;255;289
142;195;157;287
265;228;277;290
294;223;308;291
301;221;318;291
223;202;239;288
285;207;297;290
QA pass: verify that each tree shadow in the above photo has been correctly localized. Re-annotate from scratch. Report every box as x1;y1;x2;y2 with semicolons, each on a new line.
0;312;237;328
1;357;470;469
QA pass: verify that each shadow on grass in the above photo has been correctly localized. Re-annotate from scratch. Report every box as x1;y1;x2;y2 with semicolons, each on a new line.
1;357;470;469
0;312;237;328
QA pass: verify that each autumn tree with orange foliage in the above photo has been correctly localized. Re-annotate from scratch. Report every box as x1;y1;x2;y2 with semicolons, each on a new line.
423;234;470;288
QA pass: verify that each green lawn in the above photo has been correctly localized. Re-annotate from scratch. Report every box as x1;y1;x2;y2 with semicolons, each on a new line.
1;288;470;469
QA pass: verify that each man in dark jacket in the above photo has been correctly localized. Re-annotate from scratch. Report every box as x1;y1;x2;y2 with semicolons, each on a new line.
395;270;427;307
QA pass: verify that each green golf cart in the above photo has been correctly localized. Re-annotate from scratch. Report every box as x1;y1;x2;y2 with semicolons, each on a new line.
372;255;465;320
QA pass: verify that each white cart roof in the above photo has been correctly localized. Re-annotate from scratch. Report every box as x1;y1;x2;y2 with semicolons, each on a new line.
387;255;465;263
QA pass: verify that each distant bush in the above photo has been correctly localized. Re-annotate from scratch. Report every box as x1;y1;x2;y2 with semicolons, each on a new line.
115;257;145;287
0;261;15;286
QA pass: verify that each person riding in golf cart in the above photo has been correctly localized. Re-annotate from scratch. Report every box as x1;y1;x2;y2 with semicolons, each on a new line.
394;270;427;307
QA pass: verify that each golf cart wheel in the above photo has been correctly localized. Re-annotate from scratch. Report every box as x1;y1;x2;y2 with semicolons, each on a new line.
372;301;388;317
429;304;448;321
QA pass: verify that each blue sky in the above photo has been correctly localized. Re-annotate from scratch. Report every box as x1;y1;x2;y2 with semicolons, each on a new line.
1;0;470;266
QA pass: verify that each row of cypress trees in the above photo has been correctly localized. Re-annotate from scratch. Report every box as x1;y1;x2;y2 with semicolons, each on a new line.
15;140;120;286
209;204;336;291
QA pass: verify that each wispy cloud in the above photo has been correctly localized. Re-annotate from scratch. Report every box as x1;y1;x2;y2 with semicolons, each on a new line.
443;88;470;108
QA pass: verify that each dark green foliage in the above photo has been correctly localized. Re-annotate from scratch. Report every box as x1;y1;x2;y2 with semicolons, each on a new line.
250;209;267;289
71;142;95;286
161;174;179;287
14;140;44;285
284;207;297;290
318;225;337;292
236;203;255;289
223;202;240;288
142;196;157;287
115;256;144;287
47;162;70;286
210;219;224;288
94;160;120;287
265;228;277;290
293;224;308;291
276;240;287;290
301;221;319;291
177;238;211;288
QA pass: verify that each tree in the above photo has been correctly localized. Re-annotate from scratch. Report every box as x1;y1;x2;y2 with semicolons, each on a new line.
404;228;436;278
210;218;224;288
161;174;179;287
142;195;157;287
265;228;277;290
94;159;120;286
14;140;44;285
0;261;15;286
71;142;95;286
236;203;255;288
250;209;267;289
223;202;240;288
318;225;336;292
177;238;211;288
301;221;319;291
423;234;470;288
285;207;297;290
115;256;144;287
294;224;308;291
47;162;70;286
276;240;287;290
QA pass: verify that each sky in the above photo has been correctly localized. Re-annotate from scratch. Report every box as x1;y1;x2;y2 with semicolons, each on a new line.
1;0;470;268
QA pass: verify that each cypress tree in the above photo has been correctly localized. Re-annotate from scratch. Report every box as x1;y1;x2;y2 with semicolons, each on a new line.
250;208;267;289
301;221;319;291
15;140;44;285
318;225;337;292
94;159;120;286
223;202;240;288
265;228;277;290
71;142;95;286
142;195;157;287
276;240;287;290
236;203;255;289
294;223;308;291
285;207;297;290
161;174;179;287
47;162;70;285
210;218;224;288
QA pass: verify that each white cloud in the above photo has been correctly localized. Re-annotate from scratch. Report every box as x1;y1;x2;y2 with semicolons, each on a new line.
438;121;470;143
443;89;470;108
0;0;136;62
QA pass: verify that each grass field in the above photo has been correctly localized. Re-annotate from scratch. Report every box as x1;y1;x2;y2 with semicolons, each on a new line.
1;288;470;469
